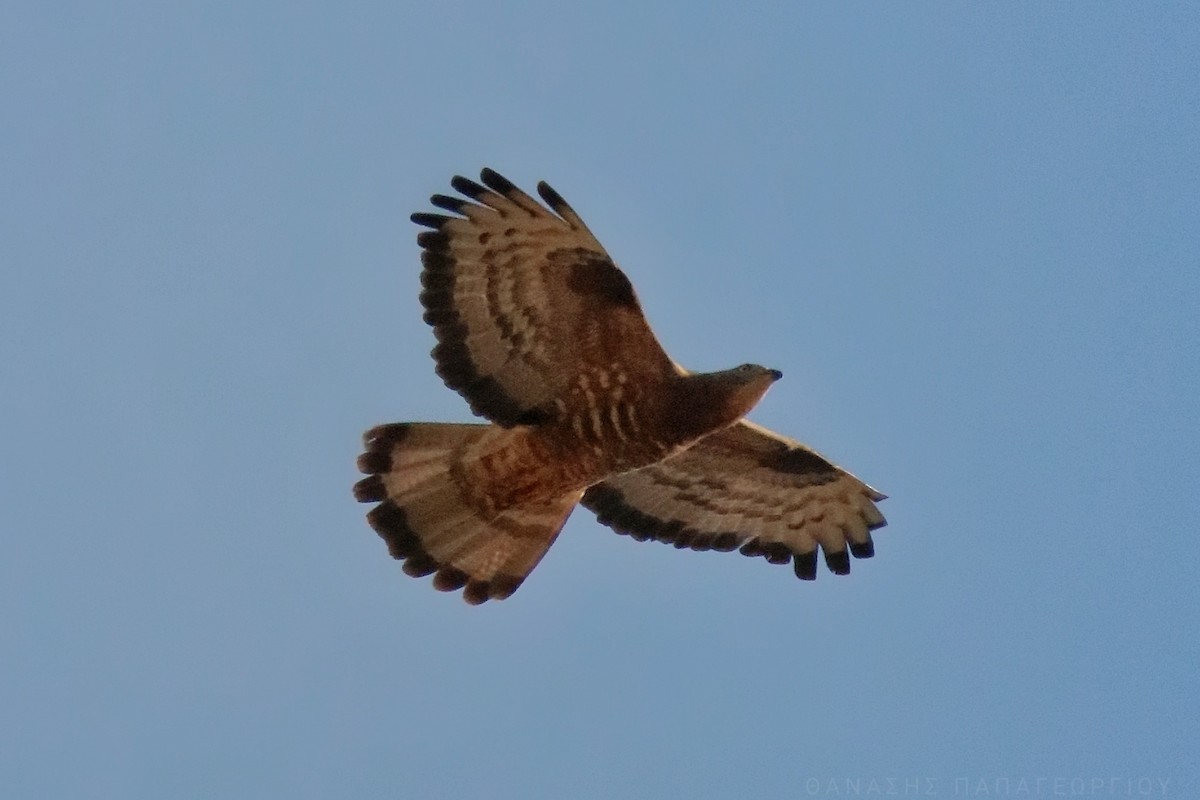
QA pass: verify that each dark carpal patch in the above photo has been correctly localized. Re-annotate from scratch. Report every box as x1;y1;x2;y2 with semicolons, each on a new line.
556;249;638;308
763;445;839;482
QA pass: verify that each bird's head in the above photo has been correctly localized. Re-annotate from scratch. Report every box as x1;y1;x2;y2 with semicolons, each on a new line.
685;363;783;428
719;362;783;413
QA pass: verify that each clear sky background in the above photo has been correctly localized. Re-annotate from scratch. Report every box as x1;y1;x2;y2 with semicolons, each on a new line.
3;3;1198;798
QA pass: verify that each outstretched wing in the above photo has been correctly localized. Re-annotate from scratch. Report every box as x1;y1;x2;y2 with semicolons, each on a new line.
581;420;887;579
413;168;675;427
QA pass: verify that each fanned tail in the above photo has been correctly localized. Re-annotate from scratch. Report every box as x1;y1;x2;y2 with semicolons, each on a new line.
353;422;580;604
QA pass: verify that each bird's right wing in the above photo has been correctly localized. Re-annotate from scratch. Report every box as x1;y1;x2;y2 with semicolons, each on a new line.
581;420;887;579
412;169;675;427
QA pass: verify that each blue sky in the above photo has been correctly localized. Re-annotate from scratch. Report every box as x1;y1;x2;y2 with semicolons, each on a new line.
3;3;1198;798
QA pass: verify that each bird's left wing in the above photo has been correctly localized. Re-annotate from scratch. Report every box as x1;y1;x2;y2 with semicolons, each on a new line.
581;420;887;579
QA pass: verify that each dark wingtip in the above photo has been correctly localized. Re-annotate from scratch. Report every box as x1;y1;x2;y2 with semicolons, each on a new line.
824;549;851;575
353;475;386;503
411;212;452;229
356;450;392;475
363;422;411;449
479;167;516;195
429;193;467;213
763;542;792;565
402;552;438;578
711;532;739;552
432;567;470;592
739;540;765;558
489;573;524;601
450;174;488;200
415;230;448;250
537;181;571;215
849;538;875;559
793;550;818;580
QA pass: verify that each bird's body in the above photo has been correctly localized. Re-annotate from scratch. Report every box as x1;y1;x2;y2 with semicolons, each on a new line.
354;169;887;604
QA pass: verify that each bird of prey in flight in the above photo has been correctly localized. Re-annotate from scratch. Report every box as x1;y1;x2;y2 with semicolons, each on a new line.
354;169;887;604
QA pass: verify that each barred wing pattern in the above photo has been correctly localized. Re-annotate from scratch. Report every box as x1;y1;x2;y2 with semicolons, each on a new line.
413;169;674;427
582;420;887;579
